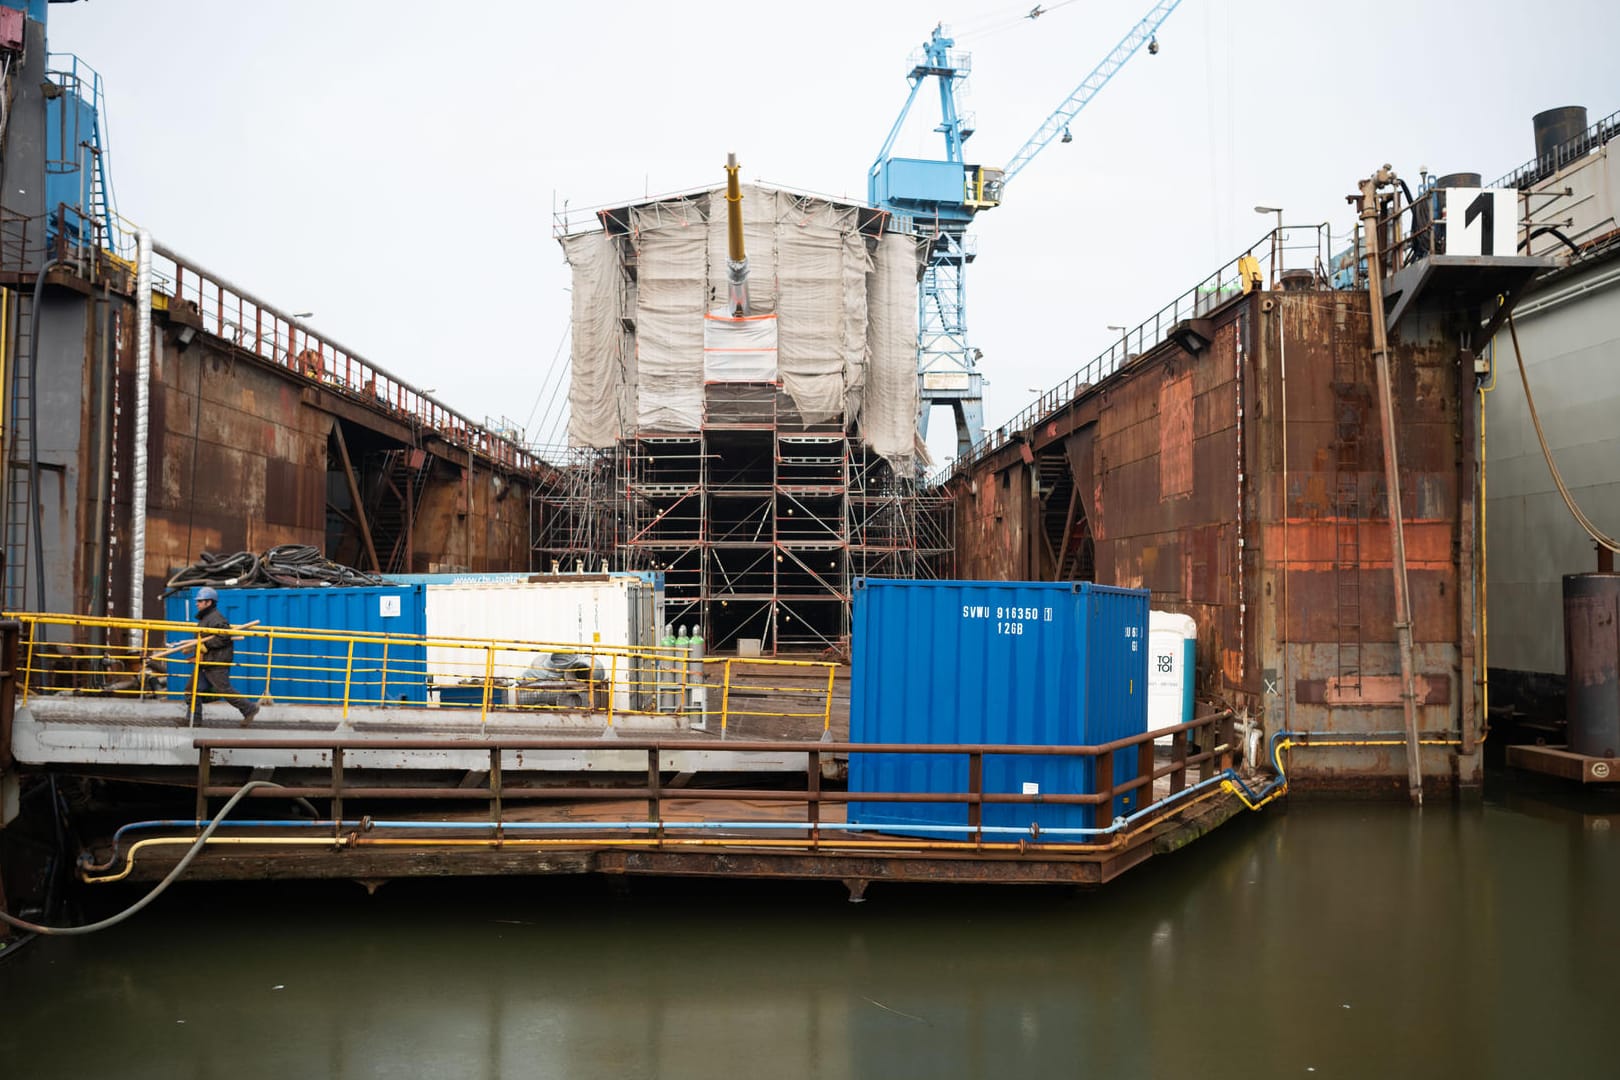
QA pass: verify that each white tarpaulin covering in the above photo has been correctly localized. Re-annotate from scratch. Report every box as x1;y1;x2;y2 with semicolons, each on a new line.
561;232;629;448
774;193;870;424
861;232;923;467
632;198;706;430
562;184;919;461
703;313;779;380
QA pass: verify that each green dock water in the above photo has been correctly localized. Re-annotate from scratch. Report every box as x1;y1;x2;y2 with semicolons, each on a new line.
2;772;1615;1078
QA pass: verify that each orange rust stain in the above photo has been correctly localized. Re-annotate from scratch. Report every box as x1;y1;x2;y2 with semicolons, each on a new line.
1261;521;1456;569
1159;371;1194;498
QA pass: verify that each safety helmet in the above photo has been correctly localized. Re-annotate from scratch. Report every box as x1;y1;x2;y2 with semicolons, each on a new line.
195;586;219;603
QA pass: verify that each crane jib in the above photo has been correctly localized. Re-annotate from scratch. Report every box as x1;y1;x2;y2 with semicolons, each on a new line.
1001;0;1184;186
867;0;1185;454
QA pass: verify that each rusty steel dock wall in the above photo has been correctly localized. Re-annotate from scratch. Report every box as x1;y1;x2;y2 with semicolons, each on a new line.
137;317;327;591
127;313;541;609
952;289;1480;792
8;282;542;623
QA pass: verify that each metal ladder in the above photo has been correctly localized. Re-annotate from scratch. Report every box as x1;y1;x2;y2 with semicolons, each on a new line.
86;139;115;252
1331;311;1362;696
4;291;34;610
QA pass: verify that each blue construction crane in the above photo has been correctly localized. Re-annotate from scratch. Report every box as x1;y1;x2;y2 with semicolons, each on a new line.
869;0;1184;460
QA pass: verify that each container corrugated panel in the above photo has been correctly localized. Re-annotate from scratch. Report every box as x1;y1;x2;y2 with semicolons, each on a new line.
163;586;428;706
387;572;541;586
390;571;664;588
423;580;659;712
847;579;1149;838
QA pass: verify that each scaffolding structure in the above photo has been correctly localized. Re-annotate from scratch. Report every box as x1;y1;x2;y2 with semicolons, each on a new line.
618;383;951;655
554;180;951;655
529;445;621;574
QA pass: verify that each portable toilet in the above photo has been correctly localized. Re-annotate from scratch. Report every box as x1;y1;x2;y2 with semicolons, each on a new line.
1147;611;1197;743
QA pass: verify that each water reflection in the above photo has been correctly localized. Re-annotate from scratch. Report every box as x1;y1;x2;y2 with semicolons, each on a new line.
1;776;1615;1078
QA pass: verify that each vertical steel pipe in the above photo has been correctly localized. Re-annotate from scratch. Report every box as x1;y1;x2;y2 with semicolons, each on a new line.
1457;351;1479;756
1358;173;1423;806
91;291;112;627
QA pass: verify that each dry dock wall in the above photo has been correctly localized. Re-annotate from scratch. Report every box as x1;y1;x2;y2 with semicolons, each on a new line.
7;279;540;622
1483;250;1620;714
952;289;1481;792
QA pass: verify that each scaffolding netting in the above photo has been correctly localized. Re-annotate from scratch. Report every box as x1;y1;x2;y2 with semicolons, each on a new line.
862;232;924;467
562;184;919;468
561;231;629;448
631;196;707;431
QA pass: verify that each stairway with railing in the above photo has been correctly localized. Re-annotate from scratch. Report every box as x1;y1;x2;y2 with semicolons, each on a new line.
43;53;127;260
365;449;432;574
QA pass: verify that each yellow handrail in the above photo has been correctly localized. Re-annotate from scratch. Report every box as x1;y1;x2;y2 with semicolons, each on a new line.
481;643;496;724
822;664;837;735
185;631;202;724
3;610;843;729
341;639;356;719
720;658;734;735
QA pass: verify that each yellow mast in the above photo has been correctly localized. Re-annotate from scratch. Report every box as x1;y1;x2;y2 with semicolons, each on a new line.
724;152;749;316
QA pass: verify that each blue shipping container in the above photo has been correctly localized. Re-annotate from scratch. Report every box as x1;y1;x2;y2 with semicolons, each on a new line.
847;579;1149;838
163;585;428;707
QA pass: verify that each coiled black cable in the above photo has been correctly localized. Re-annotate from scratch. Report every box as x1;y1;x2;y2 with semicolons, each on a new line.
163;546;385;596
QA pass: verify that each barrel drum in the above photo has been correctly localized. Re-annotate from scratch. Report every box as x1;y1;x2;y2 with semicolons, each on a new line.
1564;573;1620;757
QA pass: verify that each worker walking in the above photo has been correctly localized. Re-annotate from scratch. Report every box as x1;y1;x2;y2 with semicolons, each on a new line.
190;586;259;726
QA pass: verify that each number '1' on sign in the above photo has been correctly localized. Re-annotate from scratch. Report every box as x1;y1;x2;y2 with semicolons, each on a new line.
1441;188;1516;258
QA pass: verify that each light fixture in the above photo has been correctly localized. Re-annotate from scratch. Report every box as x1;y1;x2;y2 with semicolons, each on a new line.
1254;206;1284;280
1168;317;1215;355
292;311;314;319
176;325;196;346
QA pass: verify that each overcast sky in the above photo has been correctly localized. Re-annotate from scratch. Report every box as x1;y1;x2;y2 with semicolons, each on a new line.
51;0;1620;462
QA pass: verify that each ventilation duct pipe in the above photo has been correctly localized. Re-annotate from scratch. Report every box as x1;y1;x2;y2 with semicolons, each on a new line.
129;228;151;645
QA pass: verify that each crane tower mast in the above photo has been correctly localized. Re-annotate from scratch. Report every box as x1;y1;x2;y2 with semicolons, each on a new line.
868;1;1185;459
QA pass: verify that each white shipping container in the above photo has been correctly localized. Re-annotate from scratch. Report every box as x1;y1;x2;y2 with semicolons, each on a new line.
423;578;664;713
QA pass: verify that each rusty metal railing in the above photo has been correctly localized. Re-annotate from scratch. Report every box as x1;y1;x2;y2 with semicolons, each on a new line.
1491;107;1620;191
139;240;542;476
173;713;1235;850
935;222;1335;483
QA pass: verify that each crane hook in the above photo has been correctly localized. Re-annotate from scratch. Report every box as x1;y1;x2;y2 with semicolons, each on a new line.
1148;36;1160;55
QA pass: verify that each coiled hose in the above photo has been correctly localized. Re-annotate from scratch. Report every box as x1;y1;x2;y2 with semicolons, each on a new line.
164;545;386;595
0;781;286;937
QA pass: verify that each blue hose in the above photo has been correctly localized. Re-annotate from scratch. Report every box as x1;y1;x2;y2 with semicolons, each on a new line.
92;768;1242;855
